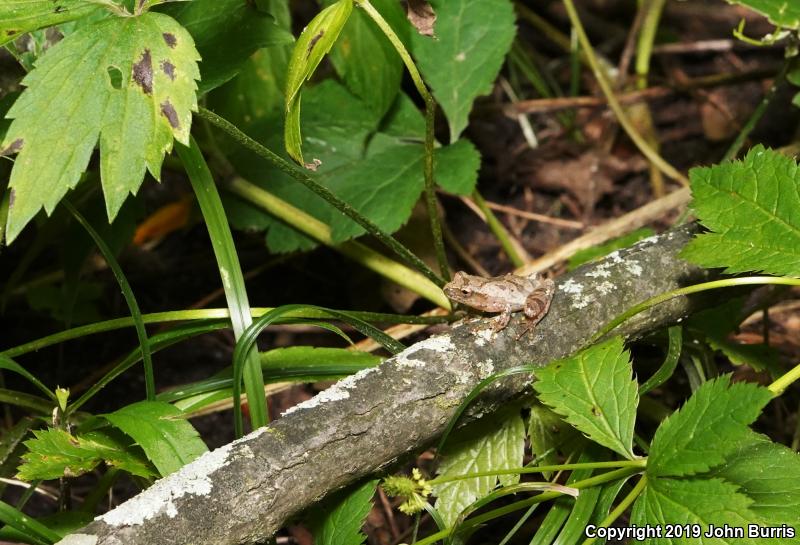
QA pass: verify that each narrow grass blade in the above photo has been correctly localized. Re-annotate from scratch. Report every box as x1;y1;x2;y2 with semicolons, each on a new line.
177;137;268;429
63;200;154;400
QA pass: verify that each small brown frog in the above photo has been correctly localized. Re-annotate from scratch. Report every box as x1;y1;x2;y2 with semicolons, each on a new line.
444;271;555;334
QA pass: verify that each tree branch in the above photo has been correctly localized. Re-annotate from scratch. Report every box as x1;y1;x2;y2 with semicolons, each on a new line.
58;224;718;545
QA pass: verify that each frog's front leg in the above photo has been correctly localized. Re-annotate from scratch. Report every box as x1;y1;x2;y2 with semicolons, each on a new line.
492;306;513;332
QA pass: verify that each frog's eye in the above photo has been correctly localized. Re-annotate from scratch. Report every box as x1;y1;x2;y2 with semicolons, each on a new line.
461;288;470;295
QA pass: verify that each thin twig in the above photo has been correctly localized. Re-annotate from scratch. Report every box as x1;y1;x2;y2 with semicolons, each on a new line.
483;201;584;229
519;187;690;275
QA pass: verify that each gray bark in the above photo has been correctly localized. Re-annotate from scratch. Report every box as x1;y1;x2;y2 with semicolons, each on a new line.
58;224;719;545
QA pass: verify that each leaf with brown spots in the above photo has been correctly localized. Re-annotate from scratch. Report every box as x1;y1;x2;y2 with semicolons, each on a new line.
1;12;200;242
0;0;109;46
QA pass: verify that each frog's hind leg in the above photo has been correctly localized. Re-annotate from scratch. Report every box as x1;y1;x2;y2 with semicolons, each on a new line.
518;280;555;338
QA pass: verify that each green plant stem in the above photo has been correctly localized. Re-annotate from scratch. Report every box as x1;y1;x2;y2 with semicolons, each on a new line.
1;308;450;360
357;0;449;280
581;474;648;545
412;466;642;545
592;276;800;343
722;59;794;162
197;107;445;287
177;137;267;429
635;0;666;90
427;459;646;486
638;325;682;395
632;0;667;197
471;191;527;267
561;0;689;186
769;361;800;396
227;176;450;309
63;200;155;401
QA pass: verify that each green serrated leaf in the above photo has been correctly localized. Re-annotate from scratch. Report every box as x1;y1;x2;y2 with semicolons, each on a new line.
410;0;516;142
17;428;104;480
16;427;156;481
680;146;800;277
725;0;800;29
0;0;109;46
321;0;407;118
1;12;200;242
711;431;800;531
648;376;773;477
433;406;525;527
308;479;378;545
631;477;756;544
103;400;207;476
158;0;293;95
284;0;353;164
533;337;638;459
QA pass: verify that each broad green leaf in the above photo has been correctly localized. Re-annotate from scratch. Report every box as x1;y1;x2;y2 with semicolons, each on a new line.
206;0;292;147
631;477;755;544
681;146;800;277
208;47;291;135
725;0;800;29
307;479;378;545
711;432;800;531
158;0;293;94
284;0;353;164
322;0;407;118
1;12;200;242
687;300;780;374
533;337;638;459
0;0;109;46
410;0;516;142
527;402;582;479
82;429;157;478
568;228;654;270
648;376;773;477
223;83;479;253
433;406;525;527
103;400;207;476
434;139;481;196
325;144;426;241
